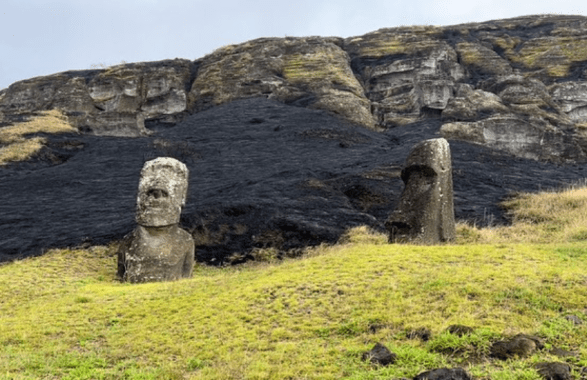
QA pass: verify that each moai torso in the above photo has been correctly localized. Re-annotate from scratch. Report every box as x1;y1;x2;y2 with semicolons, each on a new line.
118;225;194;283
117;157;195;283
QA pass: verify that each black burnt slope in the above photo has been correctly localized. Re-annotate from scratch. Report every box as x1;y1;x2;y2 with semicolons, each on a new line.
1;98;585;263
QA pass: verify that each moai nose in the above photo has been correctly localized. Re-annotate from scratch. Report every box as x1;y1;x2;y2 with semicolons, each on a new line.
147;188;168;199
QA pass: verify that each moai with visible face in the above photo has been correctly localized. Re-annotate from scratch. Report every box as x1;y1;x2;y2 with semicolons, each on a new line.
385;138;456;244
117;157;195;283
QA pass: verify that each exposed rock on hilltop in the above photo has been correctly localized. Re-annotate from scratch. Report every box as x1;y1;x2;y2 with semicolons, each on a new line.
0;59;196;136
189;37;378;129
2;15;587;262
2;15;587;161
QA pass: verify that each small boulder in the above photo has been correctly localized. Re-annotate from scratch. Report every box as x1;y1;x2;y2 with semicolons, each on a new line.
361;342;397;366
535;362;572;380
565;315;582;325
413;367;472;380
550;347;579;358
406;327;432;342
490;334;543;360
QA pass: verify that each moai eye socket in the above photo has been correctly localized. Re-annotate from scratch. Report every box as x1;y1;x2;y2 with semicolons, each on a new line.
147;188;169;199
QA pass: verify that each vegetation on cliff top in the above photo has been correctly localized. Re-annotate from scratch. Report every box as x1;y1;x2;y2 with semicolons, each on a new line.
1;184;586;379
0;110;76;165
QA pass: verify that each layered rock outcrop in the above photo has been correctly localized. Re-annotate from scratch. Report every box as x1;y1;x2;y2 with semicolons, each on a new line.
2;15;587;162
0;59;196;136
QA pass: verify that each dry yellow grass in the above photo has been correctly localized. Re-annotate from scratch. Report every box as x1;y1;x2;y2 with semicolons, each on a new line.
0;137;46;164
508;37;587;77
0;109;76;165
457;182;587;244
339;181;587;246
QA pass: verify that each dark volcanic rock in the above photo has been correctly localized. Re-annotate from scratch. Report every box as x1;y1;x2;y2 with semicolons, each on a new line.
550;347;579;358
413;368;471;380
362;342;397;366
535;362;572;380
1;98;587;263
490;334;544;360
406;327;432;342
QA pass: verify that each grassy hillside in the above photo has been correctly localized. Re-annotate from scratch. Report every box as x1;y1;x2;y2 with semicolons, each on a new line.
1;185;587;379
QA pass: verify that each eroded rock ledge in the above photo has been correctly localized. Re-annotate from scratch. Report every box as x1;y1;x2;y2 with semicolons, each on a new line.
2;15;587;161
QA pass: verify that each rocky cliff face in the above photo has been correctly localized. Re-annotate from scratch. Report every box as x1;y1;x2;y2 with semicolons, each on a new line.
2;15;587;262
3;15;587;161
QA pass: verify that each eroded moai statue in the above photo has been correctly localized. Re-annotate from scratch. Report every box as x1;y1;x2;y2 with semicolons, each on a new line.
385;138;456;243
117;157;195;283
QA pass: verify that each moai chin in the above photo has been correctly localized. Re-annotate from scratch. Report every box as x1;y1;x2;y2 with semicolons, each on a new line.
117;157;195;283
385;138;456;244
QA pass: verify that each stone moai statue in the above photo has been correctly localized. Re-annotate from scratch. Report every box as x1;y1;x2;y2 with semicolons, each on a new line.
117;157;195;283
385;138;455;244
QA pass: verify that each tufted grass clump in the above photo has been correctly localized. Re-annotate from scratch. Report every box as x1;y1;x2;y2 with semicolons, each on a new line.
457;181;587;244
1;185;587;379
0;109;77;165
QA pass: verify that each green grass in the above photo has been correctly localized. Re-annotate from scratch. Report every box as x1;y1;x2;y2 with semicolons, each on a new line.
1;186;587;379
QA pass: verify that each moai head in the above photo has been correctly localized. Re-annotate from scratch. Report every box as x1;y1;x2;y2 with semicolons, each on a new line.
136;157;189;227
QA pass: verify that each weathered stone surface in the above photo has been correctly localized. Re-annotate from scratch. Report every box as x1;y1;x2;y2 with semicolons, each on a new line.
455;42;513;77
535;362;572;380
347;29;464;127
413;368;471;380
0;59;195;136
189;37;377;129
441;116;585;162
442;84;509;122
135;157;189;227
386;138;455;244
361;342;397;366
117;225;194;283
551;81;587;123
88;59;193;120
490;334;544;360
118;157;194;283
78;112;149;137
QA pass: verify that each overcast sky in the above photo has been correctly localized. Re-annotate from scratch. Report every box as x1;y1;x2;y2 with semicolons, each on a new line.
1;0;586;90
